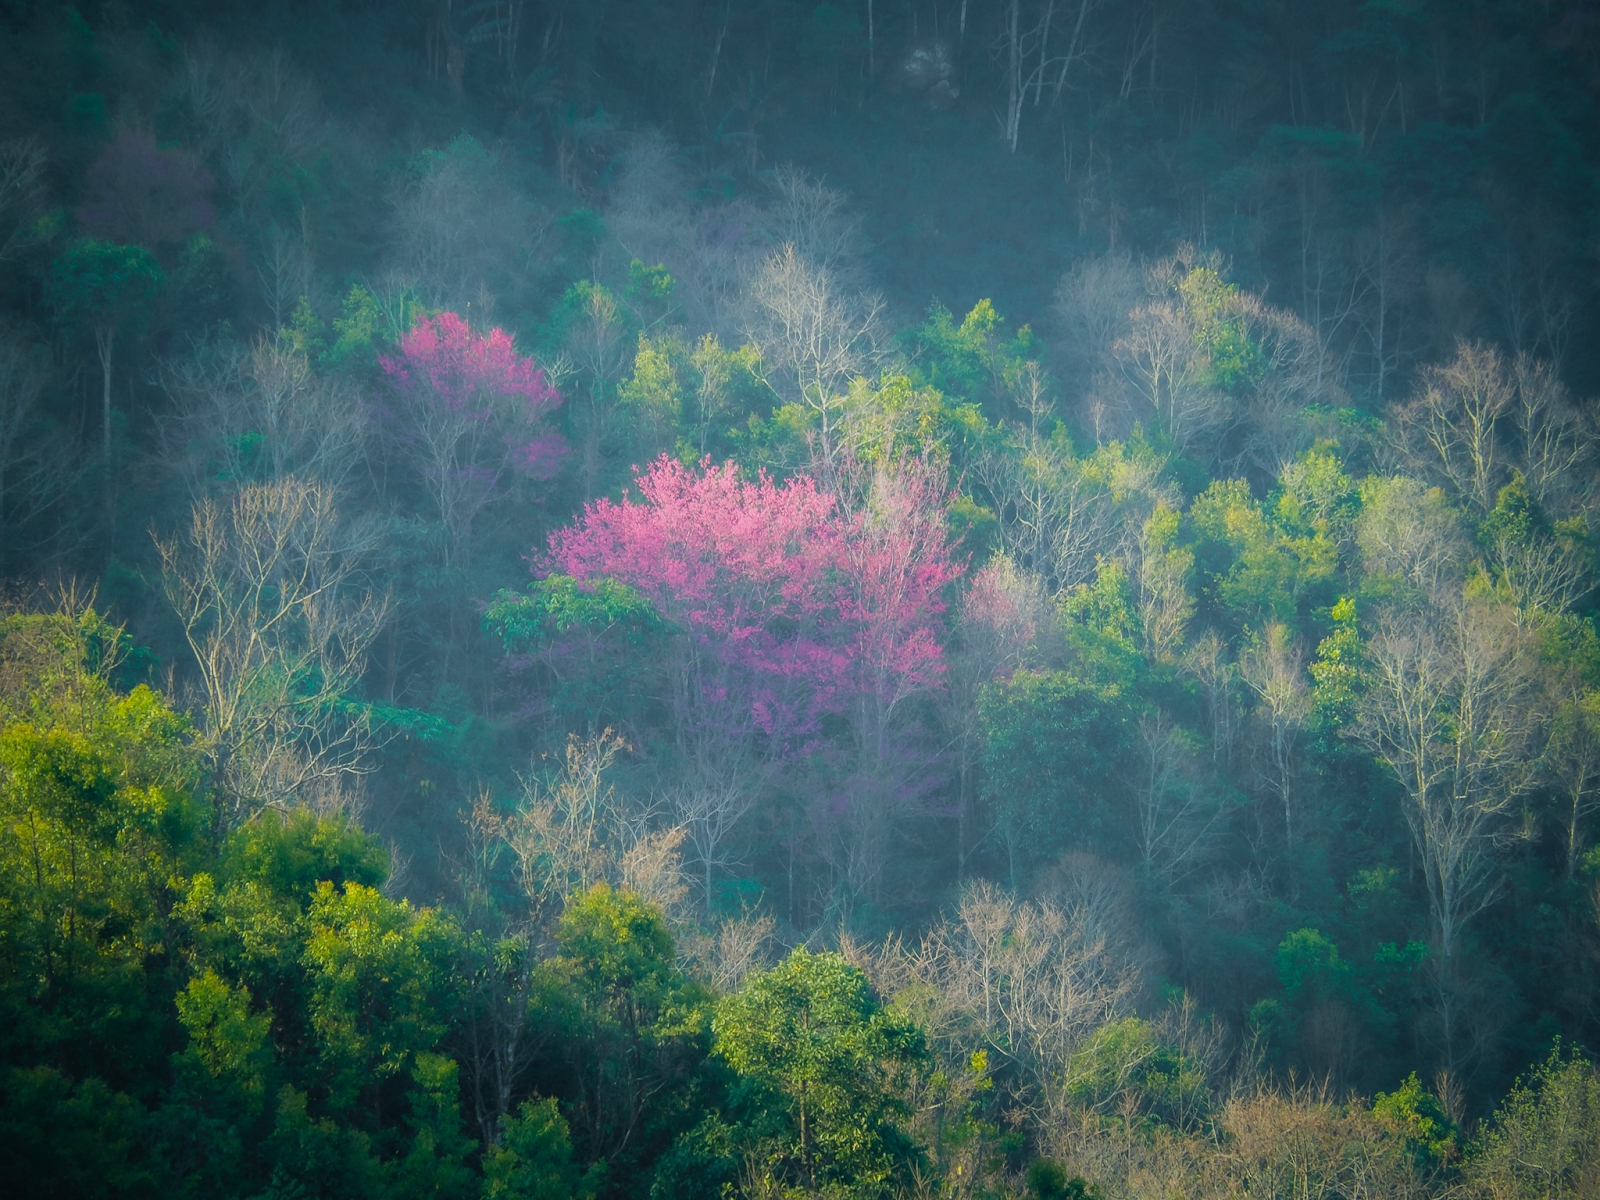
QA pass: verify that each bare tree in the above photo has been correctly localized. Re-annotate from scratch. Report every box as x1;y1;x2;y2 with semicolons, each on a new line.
560;282;631;502
0;138;47;263
157;477;386;828
999;0;1103;151
1183;632;1240;771
941;555;1052;876
1113;298;1225;457
390;134;551;310
745;245;884;478
1354;595;1543;958
1486;525;1590;629
1112;250;1339;473
1392;341;1514;514
0;328;76;558
1355;475;1470;597
1240;622;1311;846
1349;204;1419;404
866;880;1142;1125
257;223;312;329
455;792;549;1144
503;730;631;928
1208;1085;1427;1200
678;911;775;994
972;394;1115;595
503;730;690;928
621;825;690;917
1547;682;1600;881
458;731;669;1143
669;770;755;919
1053;249;1140;396
760;165;864;279
162;334;365;496
1230;293;1344;478
1509;354;1596;518
1126;708;1219;883
1126;505;1192;663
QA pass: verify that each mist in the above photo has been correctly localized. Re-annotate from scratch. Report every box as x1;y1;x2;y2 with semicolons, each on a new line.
2;2;1599;1198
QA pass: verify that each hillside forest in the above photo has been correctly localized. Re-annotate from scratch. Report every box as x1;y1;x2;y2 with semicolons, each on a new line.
2;1;1600;1197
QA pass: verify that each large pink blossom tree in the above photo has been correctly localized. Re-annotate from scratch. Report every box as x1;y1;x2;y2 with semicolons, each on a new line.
382;311;564;568
545;453;962;903
549;456;848;750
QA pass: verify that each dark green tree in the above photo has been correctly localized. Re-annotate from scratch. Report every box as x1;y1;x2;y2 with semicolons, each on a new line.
47;240;160;466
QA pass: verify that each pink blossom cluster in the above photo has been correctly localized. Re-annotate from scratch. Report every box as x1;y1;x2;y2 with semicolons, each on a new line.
382;311;565;478
547;455;962;741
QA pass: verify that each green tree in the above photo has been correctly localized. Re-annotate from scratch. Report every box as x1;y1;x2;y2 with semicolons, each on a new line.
979;668;1130;884
484;1097;602;1200
1371;1072;1457;1170
551;883;711;1195
1027;1159;1102;1200
713;948;926;1198
1466;1047;1600;1198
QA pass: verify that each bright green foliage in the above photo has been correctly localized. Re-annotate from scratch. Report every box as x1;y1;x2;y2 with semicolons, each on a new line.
1178;267;1265;391
552;884;712;1195
1067;1017;1209;1133
302;882;459;1110
487;575;664;647
0;683;203;1085
1190;477;1335;626
713;948;926;1198
326;282;417;372
9;4;1600;1198
485;1097;603;1200
1275;928;1352;1008
1371;1073;1458;1168
619;332;686;450
173;969;273;1116
1467;1048;1600;1198
903;300;1035;414
223;806;390;899
615;330;766;465
841;372;988;469
1309;597;1362;726
392;1053;479;1200
1059;561;1144;684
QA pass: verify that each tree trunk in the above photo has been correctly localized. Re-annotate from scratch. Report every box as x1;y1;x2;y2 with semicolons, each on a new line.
96;325;114;463
96;324;116;526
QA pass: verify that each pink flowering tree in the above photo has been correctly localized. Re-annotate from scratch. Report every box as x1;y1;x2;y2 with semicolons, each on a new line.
550;457;847;754
544;453;962;905
382;312;564;568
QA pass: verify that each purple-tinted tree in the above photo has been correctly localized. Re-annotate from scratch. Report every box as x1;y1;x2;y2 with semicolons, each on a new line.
78;129;215;250
381;311;564;570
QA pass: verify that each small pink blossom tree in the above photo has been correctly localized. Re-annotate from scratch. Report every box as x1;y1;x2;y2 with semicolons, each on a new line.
382;312;564;568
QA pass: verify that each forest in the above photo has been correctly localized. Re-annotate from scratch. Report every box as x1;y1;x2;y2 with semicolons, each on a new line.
2;0;1600;1197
